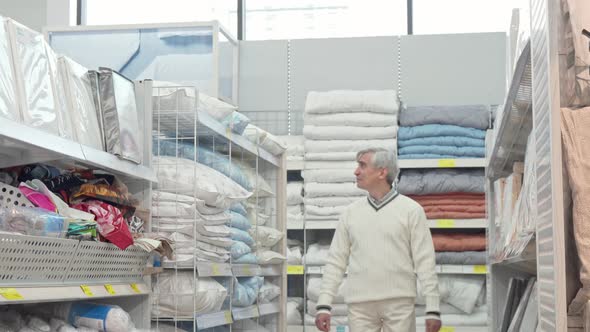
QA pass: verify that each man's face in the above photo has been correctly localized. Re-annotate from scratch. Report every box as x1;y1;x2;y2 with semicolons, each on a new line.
354;153;385;190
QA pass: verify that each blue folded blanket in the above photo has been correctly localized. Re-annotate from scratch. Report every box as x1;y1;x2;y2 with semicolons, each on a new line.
398;124;486;140
397;136;485;148
398;145;485;158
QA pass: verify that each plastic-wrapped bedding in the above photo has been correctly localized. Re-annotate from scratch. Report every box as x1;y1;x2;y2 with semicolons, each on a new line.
305;112;398;127
304;182;366;198
287;299;303;325
305;152;359;161
398;124;486;140
0;16;19;122
304;160;357;170
435;251;486;265
303;125;398;140
398;145;485;158
287;182;304;205
154;156;251;209
153;139;251;190
305;139;397;153
58;56;104;150
304;90;400;114
152;271;227;317
242;124;286;155
398;169;485;195
417;275;485;314
303;242;331;266
304;196;364;207
400;105;490;129
93;67;142;164
7;20;62;135
306;205;347;217
231;276;264;307
278;135;305;157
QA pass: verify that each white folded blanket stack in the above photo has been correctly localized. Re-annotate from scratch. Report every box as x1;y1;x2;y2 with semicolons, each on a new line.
303;90;400;223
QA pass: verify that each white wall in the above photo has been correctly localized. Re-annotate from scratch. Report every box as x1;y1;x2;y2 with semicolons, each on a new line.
0;0;72;32
239;33;507;135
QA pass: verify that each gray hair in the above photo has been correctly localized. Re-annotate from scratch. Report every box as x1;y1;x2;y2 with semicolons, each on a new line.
356;148;399;184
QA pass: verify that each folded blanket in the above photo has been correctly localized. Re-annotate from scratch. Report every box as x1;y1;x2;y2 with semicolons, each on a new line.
398;169;485;195
304;125;398;140
304;161;357;170
303;169;357;183
432;233;487;252
306;205;348;217
398;124;486;140
423;205;486;214
399;154;480;159
305;90;400;114
305;182;367;198
305;152;358;161
304;196;365;207
400;105;490;129
398;136;485;148
278;135;305;156
408;193;486;206
398;145;485;158
305;139;397;153
436;251;487;265
305;112;398;127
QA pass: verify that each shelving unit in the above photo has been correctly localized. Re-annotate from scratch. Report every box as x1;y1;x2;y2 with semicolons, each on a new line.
149;82;287;331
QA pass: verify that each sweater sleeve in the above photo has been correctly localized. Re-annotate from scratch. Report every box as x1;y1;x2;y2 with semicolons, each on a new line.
316;211;351;309
410;206;440;313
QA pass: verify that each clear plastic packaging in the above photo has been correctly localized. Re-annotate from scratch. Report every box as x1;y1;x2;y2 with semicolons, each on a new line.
0;205;69;238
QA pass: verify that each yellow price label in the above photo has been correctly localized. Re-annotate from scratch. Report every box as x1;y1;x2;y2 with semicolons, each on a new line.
473;265;487;274
212;264;220;276
287;265;304;275
130;283;141;294
224;311;233;323
80;285;93;297
225;127;232;138
436;219;456;228
104;284;116;295
243;266;252;275
438;159;456;168
440;327;455;332
0;288;23;300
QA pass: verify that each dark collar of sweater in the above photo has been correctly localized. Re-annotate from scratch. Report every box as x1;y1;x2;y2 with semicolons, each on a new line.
367;186;399;211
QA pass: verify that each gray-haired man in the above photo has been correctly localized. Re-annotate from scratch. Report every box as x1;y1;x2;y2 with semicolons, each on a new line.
315;148;441;332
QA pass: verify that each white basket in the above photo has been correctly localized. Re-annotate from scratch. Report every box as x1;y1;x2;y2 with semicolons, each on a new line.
0;234;78;285
64;241;149;284
0;182;34;209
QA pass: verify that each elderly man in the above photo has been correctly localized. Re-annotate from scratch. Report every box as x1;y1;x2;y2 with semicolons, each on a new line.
315;148;441;332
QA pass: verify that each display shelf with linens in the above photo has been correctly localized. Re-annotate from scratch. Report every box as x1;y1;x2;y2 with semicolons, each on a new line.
148;81;287;331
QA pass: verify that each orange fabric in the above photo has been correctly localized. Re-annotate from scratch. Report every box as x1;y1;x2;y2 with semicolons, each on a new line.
426;211;486;219
423;205;485;213
431;233;486;252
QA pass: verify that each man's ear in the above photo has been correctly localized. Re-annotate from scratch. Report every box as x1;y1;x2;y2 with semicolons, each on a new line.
380;168;389;180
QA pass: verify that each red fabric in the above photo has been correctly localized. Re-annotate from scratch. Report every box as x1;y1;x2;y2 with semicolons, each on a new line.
408;193;486;219
73;200;133;250
431;233;486;252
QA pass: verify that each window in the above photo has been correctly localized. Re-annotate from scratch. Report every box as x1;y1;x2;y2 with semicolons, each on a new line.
412;0;528;35
244;0;407;40
82;0;237;37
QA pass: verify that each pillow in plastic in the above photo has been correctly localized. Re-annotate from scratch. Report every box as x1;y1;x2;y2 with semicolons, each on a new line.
233;253;258;264
287;182;303;205
196;233;233;248
154;191;227;215
307;276;346;303
231;241;252;259
257;250;286;265
227;211;251;231
232;158;275;198
153;139;251;191
230;227;255;247
250;226;284;248
199;92;236;120
287;246;303;265
247;210;269;226
416;275;485;314
152;201;193;218
258;282;281;303
232;276;264;307
221;111;250;135
196;223;231;238
152;271;227;316
303;242;331;266
154;156;251;208
242;125;287;155
230;203;248;216
287;300;303;325
196;247;230;263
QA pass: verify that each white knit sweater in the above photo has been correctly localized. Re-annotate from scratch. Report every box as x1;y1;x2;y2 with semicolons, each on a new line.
316;194;440;313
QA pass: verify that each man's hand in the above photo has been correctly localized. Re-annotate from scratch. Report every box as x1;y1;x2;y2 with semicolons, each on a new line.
315;313;331;332
425;318;441;332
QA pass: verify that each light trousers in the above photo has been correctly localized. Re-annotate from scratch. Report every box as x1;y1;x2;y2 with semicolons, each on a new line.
347;297;416;332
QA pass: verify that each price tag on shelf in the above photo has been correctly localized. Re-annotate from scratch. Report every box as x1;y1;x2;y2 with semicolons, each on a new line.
80;285;93;297
243;266;252;275
287;265;304;275
436;219;455;228
212;264;220;276
0;288;23;300
224;311;233;324
225;127;232;139
440;327;455;332
473;265;487;274
104;284;116;295
130;283;141;294
437;159;456;168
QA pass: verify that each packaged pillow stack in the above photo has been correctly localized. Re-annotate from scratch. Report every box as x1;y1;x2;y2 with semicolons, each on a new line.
278;135;305;163
287;182;304;228
302;90;400;224
305;276;348;327
398;105;490;159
